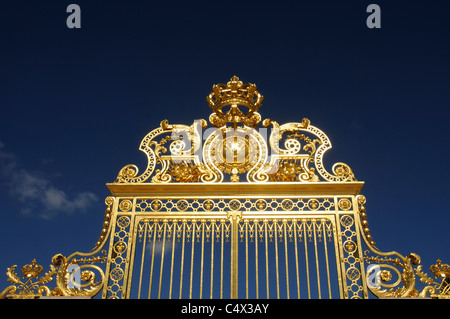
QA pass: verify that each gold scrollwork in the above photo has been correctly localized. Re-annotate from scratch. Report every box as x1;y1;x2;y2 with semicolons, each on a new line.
51;252;106;297
358;195;450;299
1;251;107;299
112;76;356;184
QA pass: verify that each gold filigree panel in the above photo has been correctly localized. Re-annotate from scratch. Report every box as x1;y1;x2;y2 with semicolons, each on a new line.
114;76;355;184
118;197;337;214
103;215;132;299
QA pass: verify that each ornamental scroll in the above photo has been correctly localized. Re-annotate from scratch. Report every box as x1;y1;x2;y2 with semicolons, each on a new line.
115;76;355;184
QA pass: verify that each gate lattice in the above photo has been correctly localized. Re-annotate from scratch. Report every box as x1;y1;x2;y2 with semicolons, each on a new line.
102;192;367;299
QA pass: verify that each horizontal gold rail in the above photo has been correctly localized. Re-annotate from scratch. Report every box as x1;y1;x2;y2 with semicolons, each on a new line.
107;182;364;197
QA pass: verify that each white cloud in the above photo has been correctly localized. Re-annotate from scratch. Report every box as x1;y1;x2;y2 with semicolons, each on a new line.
0;140;98;218
10;169;49;201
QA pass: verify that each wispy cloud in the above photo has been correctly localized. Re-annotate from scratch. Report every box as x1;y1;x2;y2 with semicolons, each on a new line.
0;140;98;219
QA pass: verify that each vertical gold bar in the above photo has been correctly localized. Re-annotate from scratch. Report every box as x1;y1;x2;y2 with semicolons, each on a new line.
220;220;224;299
210;221;215;299
283;220;290;299
102;202;117;299
322;220;332;299
245;220;249;299
294;220;300;299
199;221;205;299
158;221;168;299
122;214;136;299
264;219;270;299
137;222;148;299
189;221;196;299
255;219;259;299
333;197;345;298
230;212;239;299
352;195;370;299
303;221;311;299
169;221;177;299
179;221;186;299
313;220;321;299
148;221;158;299
274;220;280;299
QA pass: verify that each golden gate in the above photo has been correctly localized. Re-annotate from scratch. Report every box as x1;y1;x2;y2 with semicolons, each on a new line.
2;76;449;299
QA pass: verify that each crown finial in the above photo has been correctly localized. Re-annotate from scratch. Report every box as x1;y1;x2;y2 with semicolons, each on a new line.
430;259;450;279
207;76;264;128
229;75;240;83
21;259;43;278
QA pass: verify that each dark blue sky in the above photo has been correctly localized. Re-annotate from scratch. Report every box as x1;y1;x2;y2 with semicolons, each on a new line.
1;0;449;296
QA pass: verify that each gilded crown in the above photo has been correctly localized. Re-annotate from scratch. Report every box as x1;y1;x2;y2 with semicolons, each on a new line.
207;75;263;112
206;76;264;128
21;259;43;279
430;259;450;279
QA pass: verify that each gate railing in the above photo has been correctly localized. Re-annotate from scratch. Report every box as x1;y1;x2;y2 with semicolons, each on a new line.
100;183;367;299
